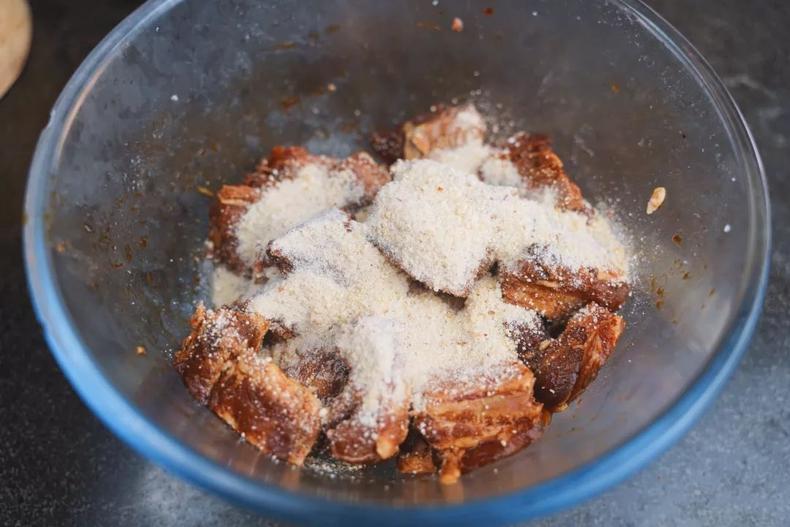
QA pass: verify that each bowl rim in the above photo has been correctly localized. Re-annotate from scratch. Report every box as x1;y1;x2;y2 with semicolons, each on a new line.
23;0;771;524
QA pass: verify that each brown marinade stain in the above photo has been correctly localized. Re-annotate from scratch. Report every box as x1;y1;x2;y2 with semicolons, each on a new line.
274;41;297;50
280;95;300;111
416;20;442;31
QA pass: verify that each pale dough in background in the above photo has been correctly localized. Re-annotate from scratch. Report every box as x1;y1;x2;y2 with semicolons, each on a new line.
0;0;32;99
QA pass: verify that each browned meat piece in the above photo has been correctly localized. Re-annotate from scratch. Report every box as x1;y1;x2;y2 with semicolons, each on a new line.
208;147;389;276
521;303;625;411
208;184;261;275
244;146;389;201
265;209;354;276
173;304;269;404
280;348;350;402
321;383;358;429
500;249;630;321
508;316;550;358
397;431;437;475
243;145;316;187
323;316;412;464
175;304;321;465
457;409;551;472
500;132;588;213
209;146;321;274
209;348;322;465
413;363;546;485
337;152;391;201
247;148;389;202
370;129;405;165
501;276;587;320
370;105;444;164
403;103;485;160
326;391;410;464
370;103;486;163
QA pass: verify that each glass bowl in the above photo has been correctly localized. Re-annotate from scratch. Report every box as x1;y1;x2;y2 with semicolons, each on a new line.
24;0;770;524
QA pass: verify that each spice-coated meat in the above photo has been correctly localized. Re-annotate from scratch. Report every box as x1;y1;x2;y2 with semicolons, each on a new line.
500;249;630;321
520;303;625;411
178;102;633;483
499;132;588;213
175;305;321;465
209;348;321;465
413;363;546;484
397;431;437;475
174;304;269;404
326;387;410;464
371;103;486;164
209;147;389;277
208;184;261;275
279;347;350;403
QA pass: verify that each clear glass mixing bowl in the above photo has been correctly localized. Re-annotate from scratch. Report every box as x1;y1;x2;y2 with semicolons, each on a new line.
24;0;770;524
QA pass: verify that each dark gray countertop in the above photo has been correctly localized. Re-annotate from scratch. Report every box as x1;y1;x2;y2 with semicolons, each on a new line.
1;1;788;525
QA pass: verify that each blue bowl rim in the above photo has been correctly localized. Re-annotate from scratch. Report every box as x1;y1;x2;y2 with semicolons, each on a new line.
23;0;771;525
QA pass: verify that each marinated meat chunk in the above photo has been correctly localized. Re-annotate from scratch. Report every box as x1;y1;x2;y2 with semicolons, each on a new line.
366;160;499;297
326;390;410;464
397;431;437;475
413;363;545;485
500;275;587;321
337;152;392;201
491;132;588;213
175;305;321;465
370;128;405;165
265;209;353;275
243;145;316;187
500;253;630;321
174;304;269;404
209;349;322;465
508;315;550;358
209;184;262;275
278;347;350;402
251;209;411;342
211;146;321;274
521;303;625;411
457;408;550;473
326;317;411;464
402;103;486;160
208;146;389;277
371;104;487;166
244;146;389;201
182;103;634;482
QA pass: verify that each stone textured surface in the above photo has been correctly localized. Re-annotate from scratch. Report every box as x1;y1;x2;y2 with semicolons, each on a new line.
1;0;788;525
